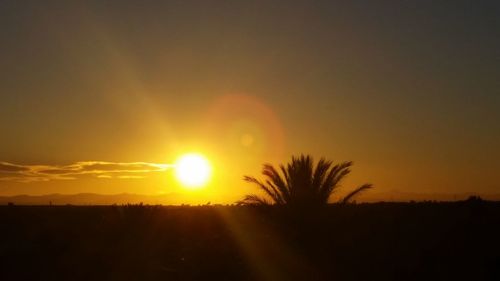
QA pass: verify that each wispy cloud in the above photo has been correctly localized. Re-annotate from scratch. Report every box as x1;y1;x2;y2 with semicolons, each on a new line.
0;161;172;183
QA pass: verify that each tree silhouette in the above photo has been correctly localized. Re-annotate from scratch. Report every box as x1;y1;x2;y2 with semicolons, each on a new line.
238;154;373;206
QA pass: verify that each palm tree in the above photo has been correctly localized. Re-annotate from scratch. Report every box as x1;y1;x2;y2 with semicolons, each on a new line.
238;154;373;206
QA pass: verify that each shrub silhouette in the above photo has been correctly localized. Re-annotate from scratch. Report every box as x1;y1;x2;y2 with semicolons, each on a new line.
238;154;373;206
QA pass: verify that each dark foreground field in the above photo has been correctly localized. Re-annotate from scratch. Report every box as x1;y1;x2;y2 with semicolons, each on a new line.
1;201;500;281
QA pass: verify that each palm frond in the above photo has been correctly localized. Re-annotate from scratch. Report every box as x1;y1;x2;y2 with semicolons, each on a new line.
236;194;272;206
288;155;314;202
340;184;373;204
311;158;333;193
265;180;286;205
318;161;352;202
262;164;290;203
243;176;282;204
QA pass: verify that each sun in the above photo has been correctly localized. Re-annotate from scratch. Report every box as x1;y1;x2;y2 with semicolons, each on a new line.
175;153;212;189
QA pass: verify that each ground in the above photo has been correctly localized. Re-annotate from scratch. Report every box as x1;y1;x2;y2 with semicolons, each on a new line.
1;201;499;281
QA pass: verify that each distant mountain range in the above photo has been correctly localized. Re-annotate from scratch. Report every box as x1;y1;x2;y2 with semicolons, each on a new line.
0;191;499;205
0;193;183;205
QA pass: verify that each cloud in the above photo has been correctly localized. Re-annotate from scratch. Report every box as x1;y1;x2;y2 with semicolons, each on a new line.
0;161;172;183
0;162;30;172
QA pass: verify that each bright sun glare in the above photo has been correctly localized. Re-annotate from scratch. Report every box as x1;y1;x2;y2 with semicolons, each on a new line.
175;153;212;189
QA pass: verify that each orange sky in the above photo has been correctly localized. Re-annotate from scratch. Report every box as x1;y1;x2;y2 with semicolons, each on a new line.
0;1;499;203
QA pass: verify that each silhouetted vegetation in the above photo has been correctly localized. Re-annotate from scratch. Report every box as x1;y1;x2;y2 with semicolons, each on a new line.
1;201;500;281
238;154;373;207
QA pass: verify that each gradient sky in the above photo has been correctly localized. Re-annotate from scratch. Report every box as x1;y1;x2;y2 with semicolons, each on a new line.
1;1;499;203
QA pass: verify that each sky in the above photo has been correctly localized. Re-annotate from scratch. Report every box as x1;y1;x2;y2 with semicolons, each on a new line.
1;1;499;203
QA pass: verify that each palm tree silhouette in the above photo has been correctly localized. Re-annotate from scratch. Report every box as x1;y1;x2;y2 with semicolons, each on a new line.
238;154;373;206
